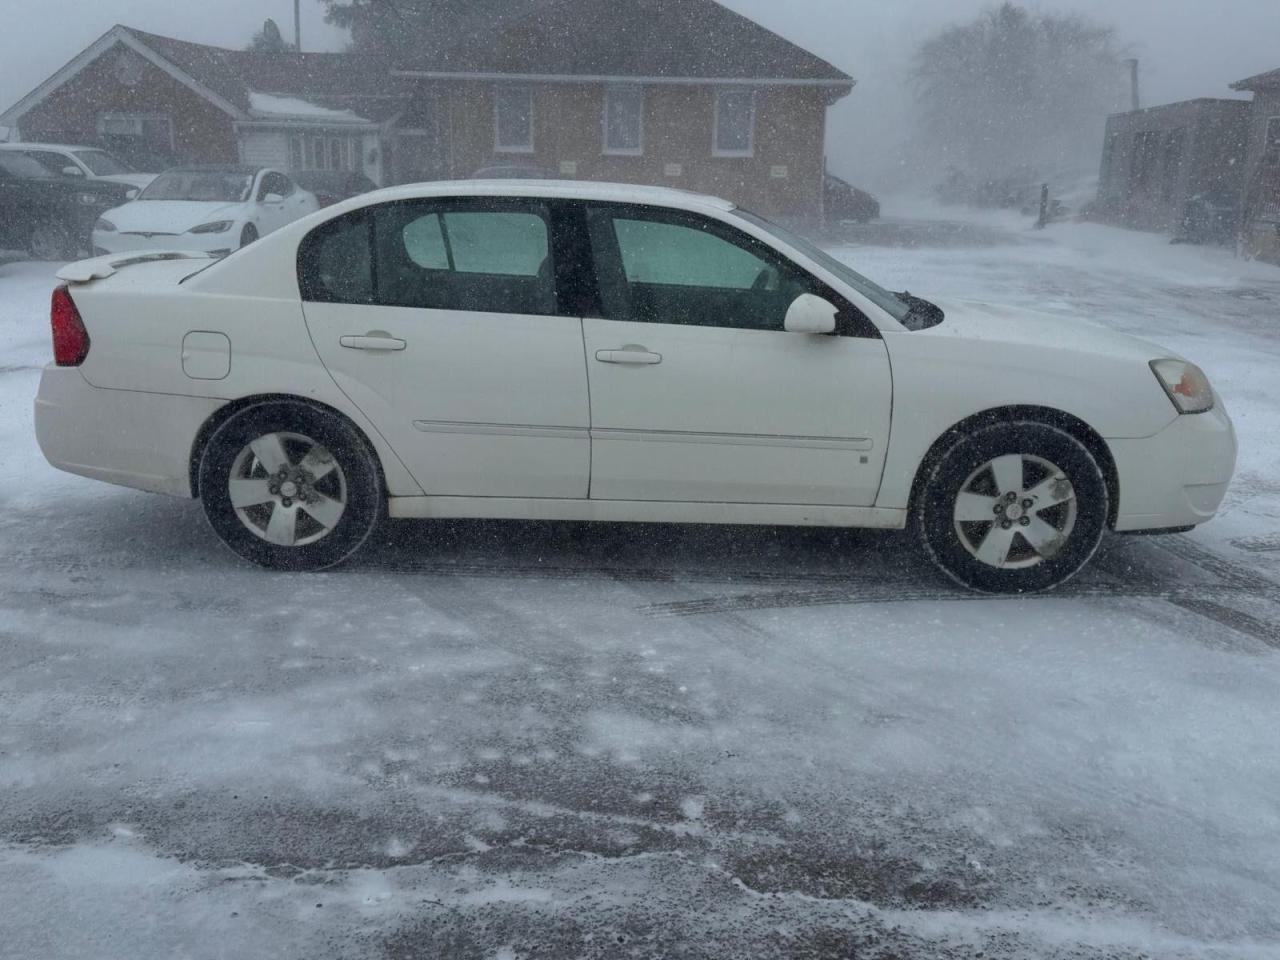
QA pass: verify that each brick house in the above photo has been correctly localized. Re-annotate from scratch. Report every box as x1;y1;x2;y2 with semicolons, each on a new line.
1094;99;1252;233
0;2;853;218
0;25;404;185
1231;67;1280;265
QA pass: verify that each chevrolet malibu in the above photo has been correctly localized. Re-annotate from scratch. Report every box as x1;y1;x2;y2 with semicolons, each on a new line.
35;181;1237;592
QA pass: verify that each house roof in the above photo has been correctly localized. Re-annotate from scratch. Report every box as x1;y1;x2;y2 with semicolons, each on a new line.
393;0;853;86
1231;68;1280;92
1;5;851;133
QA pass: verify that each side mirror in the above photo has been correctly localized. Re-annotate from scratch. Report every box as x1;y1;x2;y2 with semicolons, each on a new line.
263;192;285;204
62;165;84;177
784;293;839;335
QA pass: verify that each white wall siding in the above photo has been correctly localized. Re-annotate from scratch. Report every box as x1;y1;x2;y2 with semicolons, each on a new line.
239;130;289;169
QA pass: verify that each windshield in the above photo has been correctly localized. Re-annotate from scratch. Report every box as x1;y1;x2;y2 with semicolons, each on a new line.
0;153;55;179
733;209;913;324
140;170;253;202
73;149;135;176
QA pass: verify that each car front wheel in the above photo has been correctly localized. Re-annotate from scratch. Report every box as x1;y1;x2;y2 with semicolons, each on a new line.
240;224;258;249
915;421;1109;593
198;403;383;570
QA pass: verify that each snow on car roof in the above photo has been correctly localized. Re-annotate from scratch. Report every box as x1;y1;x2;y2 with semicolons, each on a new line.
351;179;736;212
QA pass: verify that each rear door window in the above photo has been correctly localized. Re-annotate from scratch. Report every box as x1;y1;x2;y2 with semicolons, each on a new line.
374;202;557;315
299;200;562;317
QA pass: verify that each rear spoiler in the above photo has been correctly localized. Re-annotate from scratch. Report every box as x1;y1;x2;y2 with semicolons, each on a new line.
56;251;215;284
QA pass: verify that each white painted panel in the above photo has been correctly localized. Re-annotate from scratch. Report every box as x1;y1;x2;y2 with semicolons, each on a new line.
239;130;289;169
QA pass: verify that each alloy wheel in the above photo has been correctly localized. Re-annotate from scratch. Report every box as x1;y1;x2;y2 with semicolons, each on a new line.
227;432;348;548
952;453;1078;569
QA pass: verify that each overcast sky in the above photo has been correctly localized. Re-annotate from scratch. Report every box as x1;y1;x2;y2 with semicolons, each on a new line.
2;0;1277;184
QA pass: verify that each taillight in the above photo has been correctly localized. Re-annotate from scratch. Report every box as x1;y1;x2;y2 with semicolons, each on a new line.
51;285;91;367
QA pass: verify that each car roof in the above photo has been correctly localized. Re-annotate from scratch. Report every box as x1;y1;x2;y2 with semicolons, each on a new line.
352;179;736;213
0;143;87;152
160;165;266;175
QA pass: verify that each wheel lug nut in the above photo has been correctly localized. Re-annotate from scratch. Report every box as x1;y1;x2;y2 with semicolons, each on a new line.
282;498;292;508
1002;520;1013;530
1020;517;1031;527
1022;499;1033;509
994;504;1005;514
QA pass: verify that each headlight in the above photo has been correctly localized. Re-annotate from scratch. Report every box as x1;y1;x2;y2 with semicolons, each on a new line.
189;220;234;235
1151;359;1214;414
79;193;103;206
95;218;117;233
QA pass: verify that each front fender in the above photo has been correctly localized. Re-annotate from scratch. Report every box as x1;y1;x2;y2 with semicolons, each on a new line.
876;331;1177;510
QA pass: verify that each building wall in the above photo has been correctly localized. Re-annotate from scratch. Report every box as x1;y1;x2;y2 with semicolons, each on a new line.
1240;86;1280;265
16;42;239;170
236;127;386;185
435;81;833;218
1095;99;1250;233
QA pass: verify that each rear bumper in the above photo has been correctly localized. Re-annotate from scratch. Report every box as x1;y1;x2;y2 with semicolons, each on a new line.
35;365;222;498
1108;401;1238;532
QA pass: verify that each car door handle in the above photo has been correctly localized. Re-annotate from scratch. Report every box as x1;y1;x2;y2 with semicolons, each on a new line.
596;347;662;365
340;334;407;352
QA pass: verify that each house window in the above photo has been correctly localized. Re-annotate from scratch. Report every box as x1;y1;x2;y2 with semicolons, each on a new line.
290;134;361;172
603;86;644;156
713;89;756;157
1264;117;1280;167
494;85;535;154
97;113;173;168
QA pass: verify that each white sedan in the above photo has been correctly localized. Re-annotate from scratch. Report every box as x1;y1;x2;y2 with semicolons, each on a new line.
92;165;317;258
35;181;1236;592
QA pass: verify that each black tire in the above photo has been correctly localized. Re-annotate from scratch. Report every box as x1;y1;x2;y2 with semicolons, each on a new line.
198;402;384;571
240;224;259;249
914;421;1109;594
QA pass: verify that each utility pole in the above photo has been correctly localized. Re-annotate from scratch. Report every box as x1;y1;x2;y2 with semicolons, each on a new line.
1123;58;1140;112
294;0;302;52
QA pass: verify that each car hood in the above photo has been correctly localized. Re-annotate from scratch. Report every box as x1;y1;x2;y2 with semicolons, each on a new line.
104;201;243;235
925;297;1179;363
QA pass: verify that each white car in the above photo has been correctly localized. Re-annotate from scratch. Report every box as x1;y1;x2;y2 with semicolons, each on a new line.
92;166;318;258
34;181;1237;592
0;142;155;193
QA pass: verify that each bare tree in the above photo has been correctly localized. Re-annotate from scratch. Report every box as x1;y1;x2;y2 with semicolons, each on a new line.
246;18;296;53
912;3;1128;184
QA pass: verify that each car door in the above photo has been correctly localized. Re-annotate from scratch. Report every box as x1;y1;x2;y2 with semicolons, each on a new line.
580;204;892;506
299;197;591;499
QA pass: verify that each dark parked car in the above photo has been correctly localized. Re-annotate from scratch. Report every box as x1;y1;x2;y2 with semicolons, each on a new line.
825;174;880;223
290;170;379;208
0;153;130;260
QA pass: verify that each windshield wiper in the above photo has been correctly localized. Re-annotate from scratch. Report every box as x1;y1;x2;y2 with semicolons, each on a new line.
895;290;945;331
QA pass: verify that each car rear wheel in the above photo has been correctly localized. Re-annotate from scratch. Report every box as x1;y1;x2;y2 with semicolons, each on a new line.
915;422;1108;593
198;403;383;570
29;220;75;261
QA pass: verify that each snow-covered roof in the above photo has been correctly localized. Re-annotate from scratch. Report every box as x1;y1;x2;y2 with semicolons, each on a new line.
247;92;372;125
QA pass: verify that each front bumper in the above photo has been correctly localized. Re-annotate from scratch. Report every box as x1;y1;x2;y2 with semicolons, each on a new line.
1108;400;1238;532
92;228;237;258
35;365;222;498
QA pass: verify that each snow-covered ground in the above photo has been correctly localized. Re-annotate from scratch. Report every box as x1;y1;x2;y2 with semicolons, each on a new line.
2;211;1279;959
